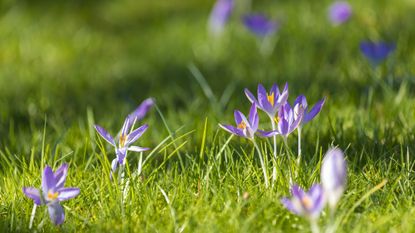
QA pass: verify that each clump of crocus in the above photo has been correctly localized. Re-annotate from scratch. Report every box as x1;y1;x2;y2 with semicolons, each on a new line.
328;1;352;25
321;148;347;211
220;103;273;188
243;14;279;37
23;164;80;226
360;41;396;66
281;184;325;232
208;0;234;36
95;98;153;176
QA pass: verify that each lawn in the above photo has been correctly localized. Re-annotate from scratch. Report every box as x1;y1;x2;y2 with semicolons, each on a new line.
1;0;415;232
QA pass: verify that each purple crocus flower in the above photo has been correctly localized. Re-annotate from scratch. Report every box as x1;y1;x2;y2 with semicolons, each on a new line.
95;99;152;174
243;14;279;37
95;119;149;174
208;0;234;36
294;95;326;125
23;164;80;225
281;184;325;219
360;41;396;65
321;148;347;209
245;83;288;119
219;103;260;139
328;1;352;25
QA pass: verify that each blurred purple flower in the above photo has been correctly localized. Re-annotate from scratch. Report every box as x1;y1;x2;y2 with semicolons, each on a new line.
294;95;326;125
360;41;396;65
328;1;352;25
281;184;325;219
243;14;279;37
23;164;80;225
244;83;288;118
321;148;347;209
208;0;234;36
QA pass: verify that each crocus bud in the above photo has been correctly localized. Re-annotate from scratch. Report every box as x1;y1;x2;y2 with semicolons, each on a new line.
321;148;347;209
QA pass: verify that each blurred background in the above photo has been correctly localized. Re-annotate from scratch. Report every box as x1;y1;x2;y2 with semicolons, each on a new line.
0;0;414;154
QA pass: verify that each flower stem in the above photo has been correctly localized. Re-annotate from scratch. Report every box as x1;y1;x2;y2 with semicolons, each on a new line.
29;204;37;229
252;140;269;188
310;219;320;233
282;138;294;185
270;116;278;186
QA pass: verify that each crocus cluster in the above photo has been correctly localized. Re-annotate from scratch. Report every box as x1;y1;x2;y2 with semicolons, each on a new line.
22;98;154;227
23;164;80;225
281;148;347;231
220;83;325;187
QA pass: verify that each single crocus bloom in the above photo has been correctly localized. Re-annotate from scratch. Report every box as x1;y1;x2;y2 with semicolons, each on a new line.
243;14;279;37
360;41;396;65
208;0;234;36
328;1;352;25
321;148;347;209
95;119;149;174
294;95;326;125
281;184;325;219
23;164;80;225
245;83;288;119
219;103;260;139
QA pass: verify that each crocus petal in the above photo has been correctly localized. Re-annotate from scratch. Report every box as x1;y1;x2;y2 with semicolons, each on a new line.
360;41;396;65
243;14;278;37
116;148;127;164
111;158;118;173
291;184;305;199
321;148;347;208
54;163;68;190
244;88;259;105
328;1;352;25
294;95;307;109
270;84;280;96
219;124;245;137
125;124;149;146
42;166;56;194
128;98;155;123
208;0;234;36
248;103;259;131
281;197;301;215
94;125;116;147
278;118;289;136
47;203;65;225
233;110;247;126
57;188;80;201
257;84;273;113
128;146;150;152
23;187;42;205
304;97;326;124
276;89;289;108
120;117;131;137
308;184;325;216
257;129;279;137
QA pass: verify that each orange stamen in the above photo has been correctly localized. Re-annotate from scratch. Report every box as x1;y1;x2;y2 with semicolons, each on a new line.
301;196;312;209
267;92;275;106
47;191;59;200
237;121;247;129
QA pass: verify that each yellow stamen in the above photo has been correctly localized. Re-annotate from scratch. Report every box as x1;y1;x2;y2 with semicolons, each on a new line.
267;92;275;106
47;191;59;200
274;116;280;124
119;134;127;147
237;121;247;129
301;196;312;209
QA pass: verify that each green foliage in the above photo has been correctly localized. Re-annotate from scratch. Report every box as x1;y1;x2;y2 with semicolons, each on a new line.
0;0;415;232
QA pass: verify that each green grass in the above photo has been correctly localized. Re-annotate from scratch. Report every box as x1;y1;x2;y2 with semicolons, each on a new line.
1;0;415;232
